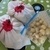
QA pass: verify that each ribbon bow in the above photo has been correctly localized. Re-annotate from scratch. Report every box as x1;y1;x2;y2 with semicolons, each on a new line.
0;19;13;33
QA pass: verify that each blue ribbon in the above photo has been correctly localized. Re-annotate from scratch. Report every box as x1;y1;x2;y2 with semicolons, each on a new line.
20;12;38;35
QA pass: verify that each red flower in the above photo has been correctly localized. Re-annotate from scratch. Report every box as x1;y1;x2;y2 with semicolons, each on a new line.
2;19;13;32
14;5;24;13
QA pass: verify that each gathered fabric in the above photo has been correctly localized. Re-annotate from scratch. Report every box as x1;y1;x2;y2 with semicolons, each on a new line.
0;14;31;49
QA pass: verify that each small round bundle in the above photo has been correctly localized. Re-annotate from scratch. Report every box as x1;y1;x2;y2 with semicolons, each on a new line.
27;18;50;46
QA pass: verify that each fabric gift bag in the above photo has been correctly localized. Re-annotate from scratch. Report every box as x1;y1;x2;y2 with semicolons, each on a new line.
0;14;31;49
7;0;35;24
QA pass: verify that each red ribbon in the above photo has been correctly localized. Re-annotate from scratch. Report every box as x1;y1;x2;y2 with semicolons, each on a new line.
14;4;24;13
0;19;13;32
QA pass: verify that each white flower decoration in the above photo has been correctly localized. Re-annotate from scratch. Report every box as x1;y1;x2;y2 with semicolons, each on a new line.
7;0;34;24
0;14;31;49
